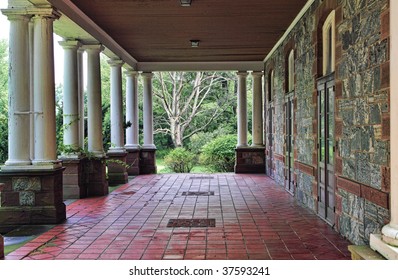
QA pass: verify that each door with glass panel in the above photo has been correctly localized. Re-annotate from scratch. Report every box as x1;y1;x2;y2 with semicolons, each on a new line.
285;94;294;194
317;74;335;225
267;103;274;178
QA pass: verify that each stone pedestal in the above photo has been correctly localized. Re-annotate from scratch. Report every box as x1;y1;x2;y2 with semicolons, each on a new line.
235;148;266;174
126;148;140;175
0;168;66;225
60;157;87;199
139;149;157;175
106;152;128;185
370;234;398;260
0;234;4;259
85;158;108;196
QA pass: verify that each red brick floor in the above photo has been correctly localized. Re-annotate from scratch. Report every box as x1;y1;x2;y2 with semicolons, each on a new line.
5;173;351;260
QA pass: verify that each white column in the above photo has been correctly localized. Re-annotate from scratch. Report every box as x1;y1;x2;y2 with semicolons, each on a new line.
108;58;126;152
60;40;81;156
31;10;60;167
29;20;34;161
77;48;85;150
381;0;398;246
370;0;398;259
237;71;248;148
84;44;105;157
142;72;156;149
2;11;31;166
125;69;140;149
252;71;264;147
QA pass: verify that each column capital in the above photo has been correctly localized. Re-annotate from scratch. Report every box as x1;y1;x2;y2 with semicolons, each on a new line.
124;68;139;77
59;40;82;50
1;9;32;20
237;71;248;77
251;71;264;77
107;58;124;67
82;44;104;54
29;6;61;20
141;72;154;79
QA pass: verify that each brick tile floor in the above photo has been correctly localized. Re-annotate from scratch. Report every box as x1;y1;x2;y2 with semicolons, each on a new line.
5;173;351;260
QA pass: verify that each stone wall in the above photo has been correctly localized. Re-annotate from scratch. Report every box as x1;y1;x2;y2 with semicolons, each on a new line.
335;0;390;245
264;0;390;245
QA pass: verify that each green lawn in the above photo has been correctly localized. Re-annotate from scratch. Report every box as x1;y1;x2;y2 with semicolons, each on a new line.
156;158;210;174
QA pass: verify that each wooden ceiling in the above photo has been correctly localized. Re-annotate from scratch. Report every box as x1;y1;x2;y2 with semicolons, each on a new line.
66;0;308;64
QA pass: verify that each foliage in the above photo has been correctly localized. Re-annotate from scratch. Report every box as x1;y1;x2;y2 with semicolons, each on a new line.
153;71;237;148
0;39;8;163
164;148;197;173
187;126;234;155
200;135;237;172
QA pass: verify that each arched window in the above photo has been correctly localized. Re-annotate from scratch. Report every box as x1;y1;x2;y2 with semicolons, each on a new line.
322;11;335;76
287;50;295;92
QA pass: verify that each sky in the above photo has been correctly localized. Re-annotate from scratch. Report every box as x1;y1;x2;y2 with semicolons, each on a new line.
0;3;65;85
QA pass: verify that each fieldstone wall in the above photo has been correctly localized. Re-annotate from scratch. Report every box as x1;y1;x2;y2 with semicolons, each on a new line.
335;0;390;244
264;0;390;245
0;169;66;225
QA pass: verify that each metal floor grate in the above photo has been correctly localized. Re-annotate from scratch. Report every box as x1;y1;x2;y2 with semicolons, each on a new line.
167;219;216;228
189;176;214;180
181;191;214;196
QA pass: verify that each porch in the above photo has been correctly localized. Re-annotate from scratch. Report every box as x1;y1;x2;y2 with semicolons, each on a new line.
4;174;351;260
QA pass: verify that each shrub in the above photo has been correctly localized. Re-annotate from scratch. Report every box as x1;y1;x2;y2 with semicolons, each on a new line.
188;126;234;155
200;134;237;172
164;148;197;173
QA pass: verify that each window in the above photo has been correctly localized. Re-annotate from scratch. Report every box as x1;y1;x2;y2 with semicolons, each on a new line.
268;70;274;102
287;50;295;92
322;11;335;76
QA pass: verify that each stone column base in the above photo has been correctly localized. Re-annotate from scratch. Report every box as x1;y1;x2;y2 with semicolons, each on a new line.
85;158;108;196
0;168;66;225
106;151;128;185
235;147;266;174
139;148;157;174
126;148;140;175
59;157;87;199
0;234;4;259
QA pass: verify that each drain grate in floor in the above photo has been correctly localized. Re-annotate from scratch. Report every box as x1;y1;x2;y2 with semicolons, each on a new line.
181;191;214;196
167;219;216;228
189;176;214;180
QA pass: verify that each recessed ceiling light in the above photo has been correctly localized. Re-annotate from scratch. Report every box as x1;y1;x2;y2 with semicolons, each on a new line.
180;0;192;7
190;40;200;47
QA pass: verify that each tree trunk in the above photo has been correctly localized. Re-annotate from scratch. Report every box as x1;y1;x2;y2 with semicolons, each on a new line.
170;119;183;147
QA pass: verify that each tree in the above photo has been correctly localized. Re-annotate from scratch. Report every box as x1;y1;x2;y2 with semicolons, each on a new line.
153;71;236;148
0;39;8;163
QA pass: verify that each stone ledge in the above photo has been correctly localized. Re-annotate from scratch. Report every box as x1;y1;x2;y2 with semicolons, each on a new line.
370;234;398;260
348;245;385;260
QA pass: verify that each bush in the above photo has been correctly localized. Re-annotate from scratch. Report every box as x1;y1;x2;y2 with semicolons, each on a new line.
164;148;197;173
200;134;237;172
187;127;234;155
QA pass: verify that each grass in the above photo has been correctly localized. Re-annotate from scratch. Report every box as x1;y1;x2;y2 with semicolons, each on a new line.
157;158;210;174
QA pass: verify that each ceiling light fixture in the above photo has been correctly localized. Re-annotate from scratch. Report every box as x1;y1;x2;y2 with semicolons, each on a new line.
180;0;192;7
190;40;200;47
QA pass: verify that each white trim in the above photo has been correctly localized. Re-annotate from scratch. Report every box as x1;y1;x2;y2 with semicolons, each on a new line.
322;10;336;75
264;0;316;63
138;61;264;72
